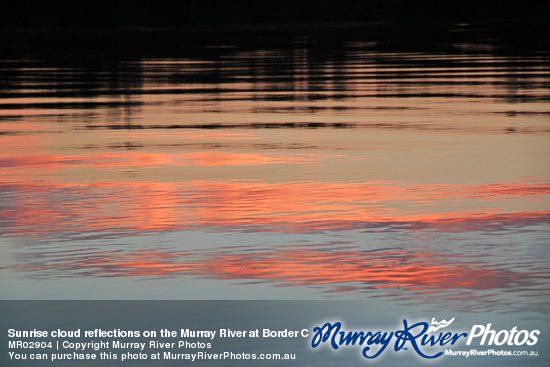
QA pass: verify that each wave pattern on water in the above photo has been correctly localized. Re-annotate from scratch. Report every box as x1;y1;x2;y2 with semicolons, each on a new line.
0;25;549;308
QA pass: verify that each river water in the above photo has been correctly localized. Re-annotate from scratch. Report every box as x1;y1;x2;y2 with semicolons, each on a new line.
0;23;548;317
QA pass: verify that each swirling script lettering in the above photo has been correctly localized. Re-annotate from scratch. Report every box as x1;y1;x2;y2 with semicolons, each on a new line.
311;319;467;359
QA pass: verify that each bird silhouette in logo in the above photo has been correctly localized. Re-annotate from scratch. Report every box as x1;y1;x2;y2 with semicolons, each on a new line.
427;317;456;333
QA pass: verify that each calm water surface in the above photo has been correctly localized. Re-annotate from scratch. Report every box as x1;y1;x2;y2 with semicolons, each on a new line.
0;24;548;313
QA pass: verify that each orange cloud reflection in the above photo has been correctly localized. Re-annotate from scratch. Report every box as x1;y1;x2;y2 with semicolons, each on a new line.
0;151;336;171
1;179;548;236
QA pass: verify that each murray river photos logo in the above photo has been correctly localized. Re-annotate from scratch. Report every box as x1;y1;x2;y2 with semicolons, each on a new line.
310;318;540;359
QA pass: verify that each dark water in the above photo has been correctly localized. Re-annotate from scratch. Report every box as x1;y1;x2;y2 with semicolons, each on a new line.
0;23;548;315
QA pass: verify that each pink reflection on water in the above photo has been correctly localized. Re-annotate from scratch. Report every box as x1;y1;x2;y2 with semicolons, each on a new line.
16;246;544;299
0;151;338;170
1;179;548;235
180;151;323;166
